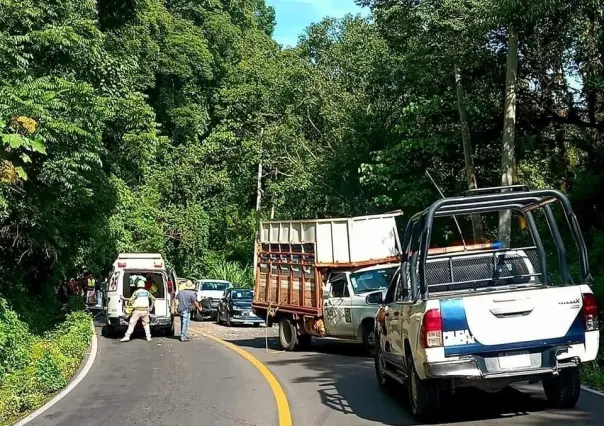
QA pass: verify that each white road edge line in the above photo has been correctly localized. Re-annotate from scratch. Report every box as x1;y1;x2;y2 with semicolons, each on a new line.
582;385;604;398
14;319;98;426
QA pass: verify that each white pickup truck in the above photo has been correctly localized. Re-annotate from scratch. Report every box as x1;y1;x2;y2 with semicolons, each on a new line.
375;187;599;420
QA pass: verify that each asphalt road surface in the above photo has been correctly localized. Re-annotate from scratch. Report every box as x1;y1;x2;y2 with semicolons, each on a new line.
26;315;604;426
227;334;604;426
27;317;277;426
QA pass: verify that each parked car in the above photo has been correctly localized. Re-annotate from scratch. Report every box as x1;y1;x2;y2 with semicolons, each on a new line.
194;279;233;320
217;288;264;327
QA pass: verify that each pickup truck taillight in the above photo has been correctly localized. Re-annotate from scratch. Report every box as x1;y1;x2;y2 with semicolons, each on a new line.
582;293;599;332
421;309;443;348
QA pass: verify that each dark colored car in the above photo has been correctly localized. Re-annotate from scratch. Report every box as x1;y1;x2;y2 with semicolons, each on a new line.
216;288;264;327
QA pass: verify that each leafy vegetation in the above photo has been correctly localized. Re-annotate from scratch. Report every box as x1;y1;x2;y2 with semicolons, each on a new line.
1;0;604;398
0;297;92;425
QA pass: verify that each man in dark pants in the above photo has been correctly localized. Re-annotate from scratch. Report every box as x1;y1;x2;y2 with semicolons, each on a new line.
176;280;200;342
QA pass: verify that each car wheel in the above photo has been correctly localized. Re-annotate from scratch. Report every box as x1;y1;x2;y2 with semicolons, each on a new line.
543;367;581;408
278;318;297;351
362;321;376;357
407;356;440;421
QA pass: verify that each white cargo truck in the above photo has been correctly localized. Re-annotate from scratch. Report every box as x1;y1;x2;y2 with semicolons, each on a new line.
252;212;403;354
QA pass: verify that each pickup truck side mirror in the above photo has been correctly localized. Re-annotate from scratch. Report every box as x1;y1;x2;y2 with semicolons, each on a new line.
322;287;332;299
366;292;383;305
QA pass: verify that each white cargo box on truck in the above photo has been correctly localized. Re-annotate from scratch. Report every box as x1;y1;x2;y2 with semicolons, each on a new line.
258;211;402;265
253;212;403;319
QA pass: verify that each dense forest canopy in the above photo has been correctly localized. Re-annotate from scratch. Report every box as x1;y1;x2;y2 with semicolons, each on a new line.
1;0;604;298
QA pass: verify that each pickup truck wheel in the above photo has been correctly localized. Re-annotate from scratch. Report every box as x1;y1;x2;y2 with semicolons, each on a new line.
278;318;298;351
543;367;581;408
375;346;396;391
407;357;440;421
362;322;376;357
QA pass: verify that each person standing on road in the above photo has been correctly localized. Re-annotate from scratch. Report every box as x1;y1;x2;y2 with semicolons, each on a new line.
176;280;200;342
120;278;155;342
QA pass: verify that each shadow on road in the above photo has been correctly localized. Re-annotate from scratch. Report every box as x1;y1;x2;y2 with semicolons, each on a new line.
229;336;597;425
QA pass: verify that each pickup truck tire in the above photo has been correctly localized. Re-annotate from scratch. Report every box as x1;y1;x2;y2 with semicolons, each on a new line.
278;318;298;351
362;322;376;357
407;357;440;421
375;346;396;391
543;367;581;408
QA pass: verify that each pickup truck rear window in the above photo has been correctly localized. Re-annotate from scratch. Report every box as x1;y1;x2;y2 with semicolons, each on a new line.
425;248;543;293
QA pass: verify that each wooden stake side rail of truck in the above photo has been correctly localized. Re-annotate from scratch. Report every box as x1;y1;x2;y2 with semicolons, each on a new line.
251;212;403;354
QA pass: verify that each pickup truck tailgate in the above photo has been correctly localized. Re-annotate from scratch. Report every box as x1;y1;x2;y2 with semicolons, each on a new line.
440;286;585;356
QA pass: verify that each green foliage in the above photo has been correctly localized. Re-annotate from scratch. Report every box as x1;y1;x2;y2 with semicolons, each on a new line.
0;302;92;424
204;257;254;288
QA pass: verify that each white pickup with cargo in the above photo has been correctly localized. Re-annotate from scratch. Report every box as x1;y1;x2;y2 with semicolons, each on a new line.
375;187;600;421
103;253;175;337
252;212;403;354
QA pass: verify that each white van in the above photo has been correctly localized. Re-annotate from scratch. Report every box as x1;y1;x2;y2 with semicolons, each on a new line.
103;253;176;337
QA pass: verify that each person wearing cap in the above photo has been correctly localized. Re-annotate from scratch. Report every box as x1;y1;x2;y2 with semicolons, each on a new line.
120;278;155;342
176;280;200;342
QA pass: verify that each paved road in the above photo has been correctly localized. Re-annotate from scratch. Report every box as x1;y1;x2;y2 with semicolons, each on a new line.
26;315;604;426
227;334;604;426
27;319;277;426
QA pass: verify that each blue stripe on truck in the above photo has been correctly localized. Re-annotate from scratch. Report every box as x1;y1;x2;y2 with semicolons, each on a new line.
439;297;585;357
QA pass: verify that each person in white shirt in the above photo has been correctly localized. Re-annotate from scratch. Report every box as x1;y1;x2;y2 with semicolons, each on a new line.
120;278;155;342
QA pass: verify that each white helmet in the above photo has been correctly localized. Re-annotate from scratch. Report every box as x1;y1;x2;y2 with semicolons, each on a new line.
136;278;146;288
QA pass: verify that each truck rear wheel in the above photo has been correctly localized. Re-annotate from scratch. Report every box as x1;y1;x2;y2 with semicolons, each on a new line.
407;356;440;421
278;318;298;351
543;367;581;408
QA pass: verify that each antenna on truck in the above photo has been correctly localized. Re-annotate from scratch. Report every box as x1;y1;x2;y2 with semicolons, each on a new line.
424;169;467;249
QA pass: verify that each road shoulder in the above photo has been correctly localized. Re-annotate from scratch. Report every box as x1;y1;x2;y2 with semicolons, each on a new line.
13;319;98;426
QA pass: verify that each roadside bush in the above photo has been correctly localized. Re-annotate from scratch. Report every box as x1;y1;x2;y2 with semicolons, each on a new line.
0;298;92;425
0;299;33;384
204;258;253;288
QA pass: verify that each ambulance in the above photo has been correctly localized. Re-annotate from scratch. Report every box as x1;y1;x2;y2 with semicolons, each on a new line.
103;253;176;337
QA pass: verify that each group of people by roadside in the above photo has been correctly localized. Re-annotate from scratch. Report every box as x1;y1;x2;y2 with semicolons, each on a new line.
55;271;105;307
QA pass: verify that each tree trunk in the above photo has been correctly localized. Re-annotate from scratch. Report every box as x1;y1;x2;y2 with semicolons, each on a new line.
454;64;484;243
255;161;263;212
498;26;519;247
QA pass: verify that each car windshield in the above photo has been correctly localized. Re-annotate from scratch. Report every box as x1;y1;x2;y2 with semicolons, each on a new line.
231;290;252;300
349;266;397;294
200;281;230;291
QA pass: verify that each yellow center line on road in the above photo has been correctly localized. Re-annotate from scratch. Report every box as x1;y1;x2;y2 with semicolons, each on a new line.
201;332;293;426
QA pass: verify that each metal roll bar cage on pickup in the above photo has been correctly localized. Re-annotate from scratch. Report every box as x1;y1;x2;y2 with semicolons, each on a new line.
401;186;592;301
